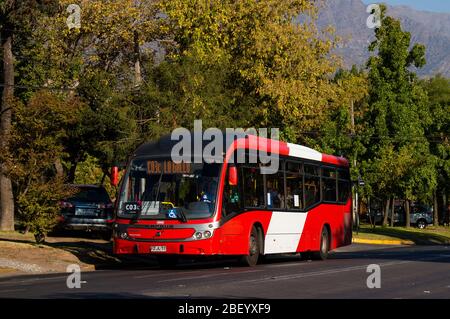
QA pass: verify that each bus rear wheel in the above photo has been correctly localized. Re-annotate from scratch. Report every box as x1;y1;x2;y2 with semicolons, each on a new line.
313;227;330;261
240;227;260;267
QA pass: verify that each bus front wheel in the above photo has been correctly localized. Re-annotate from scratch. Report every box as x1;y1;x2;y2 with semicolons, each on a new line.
240;227;260;267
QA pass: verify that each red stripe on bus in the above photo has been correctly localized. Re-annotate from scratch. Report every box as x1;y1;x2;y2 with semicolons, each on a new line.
321;154;349;167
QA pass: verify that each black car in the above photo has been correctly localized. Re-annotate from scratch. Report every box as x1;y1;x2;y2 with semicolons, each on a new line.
57;185;114;237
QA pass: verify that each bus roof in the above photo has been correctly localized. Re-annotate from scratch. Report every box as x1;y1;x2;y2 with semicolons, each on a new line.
133;132;349;167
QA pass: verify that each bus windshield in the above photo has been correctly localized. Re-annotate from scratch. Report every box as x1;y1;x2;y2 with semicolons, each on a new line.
117;158;222;220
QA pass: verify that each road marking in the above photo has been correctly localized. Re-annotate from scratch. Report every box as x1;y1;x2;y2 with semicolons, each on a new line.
134;271;197;279
0;275;68;286
242;253;450;284
264;262;309;268
157;270;263;283
0;288;26;293
241;260;412;284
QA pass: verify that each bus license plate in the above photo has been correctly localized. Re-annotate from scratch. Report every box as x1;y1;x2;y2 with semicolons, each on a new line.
150;246;167;252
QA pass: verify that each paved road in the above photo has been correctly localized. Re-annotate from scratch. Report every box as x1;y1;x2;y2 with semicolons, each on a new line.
0;244;449;299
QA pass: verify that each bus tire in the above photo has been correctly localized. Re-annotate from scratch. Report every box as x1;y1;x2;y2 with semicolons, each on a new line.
313;227;330;261
240;227;260;267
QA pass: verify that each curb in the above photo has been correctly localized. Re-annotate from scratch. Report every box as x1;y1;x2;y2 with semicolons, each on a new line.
352;238;415;245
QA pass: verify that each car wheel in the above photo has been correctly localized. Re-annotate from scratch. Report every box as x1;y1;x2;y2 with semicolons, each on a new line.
101;230;112;241
240;227;260;267
34;233;46;244
313;227;330;260
416;219;427;229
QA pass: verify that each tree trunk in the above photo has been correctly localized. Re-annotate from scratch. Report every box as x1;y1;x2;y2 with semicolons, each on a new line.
390;197;395;227
54;159;64;179
100;172;107;185
405;200;411;228
382;198;389;226
444;193;449;226
433;191;439;227
133;31;142;86
0;31;15;231
68;160;78;183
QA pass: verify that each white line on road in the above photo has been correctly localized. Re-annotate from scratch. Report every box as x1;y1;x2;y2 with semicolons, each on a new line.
0;288;26;293
241;261;412;284
134;271;197;279
263;262;310;268
242;253;450;284
0;275;68;286
157;270;263;283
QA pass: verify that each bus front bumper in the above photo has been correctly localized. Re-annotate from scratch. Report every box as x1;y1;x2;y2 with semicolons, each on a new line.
113;237;218;255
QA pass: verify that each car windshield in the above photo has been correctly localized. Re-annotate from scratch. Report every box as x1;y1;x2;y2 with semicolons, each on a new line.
68;187;110;203
117;158;222;220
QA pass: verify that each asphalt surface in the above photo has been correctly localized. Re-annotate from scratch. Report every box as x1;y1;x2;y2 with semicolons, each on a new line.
0;244;449;299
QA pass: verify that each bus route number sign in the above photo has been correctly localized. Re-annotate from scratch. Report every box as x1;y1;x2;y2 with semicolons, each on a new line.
124;202;141;214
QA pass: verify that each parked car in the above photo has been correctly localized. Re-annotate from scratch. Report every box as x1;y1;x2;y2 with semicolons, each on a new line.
56;184;114;238
391;203;433;229
366;208;384;225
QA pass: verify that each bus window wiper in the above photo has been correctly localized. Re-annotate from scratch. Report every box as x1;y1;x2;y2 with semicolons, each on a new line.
177;209;188;223
154;169;164;205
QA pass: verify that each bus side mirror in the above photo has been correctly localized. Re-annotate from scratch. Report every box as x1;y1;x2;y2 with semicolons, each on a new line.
111;166;119;187
228;166;238;186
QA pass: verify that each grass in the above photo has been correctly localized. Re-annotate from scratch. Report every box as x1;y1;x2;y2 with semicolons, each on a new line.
354;223;450;245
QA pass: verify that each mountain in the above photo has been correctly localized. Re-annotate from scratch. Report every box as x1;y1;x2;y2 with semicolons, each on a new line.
315;0;450;77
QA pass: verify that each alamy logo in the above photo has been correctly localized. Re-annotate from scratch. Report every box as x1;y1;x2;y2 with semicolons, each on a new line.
366;264;381;289
366;4;382;29
66;264;86;289
171;120;280;173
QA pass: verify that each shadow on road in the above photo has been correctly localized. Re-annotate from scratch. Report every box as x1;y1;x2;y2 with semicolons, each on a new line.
356;226;450;245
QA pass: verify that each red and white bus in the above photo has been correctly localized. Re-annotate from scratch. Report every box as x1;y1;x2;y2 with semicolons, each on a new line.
112;133;352;266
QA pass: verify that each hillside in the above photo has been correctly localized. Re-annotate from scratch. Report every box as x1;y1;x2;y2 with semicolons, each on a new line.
316;0;450;77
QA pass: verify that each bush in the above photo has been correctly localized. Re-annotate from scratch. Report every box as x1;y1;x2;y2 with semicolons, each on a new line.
16;178;75;243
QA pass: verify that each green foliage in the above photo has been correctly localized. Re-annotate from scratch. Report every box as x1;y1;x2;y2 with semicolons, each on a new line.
74;155;119;200
2;91;84;240
360;5;435;206
159;0;342;140
421;75;450;193
1;0;449;232
16;178;72;240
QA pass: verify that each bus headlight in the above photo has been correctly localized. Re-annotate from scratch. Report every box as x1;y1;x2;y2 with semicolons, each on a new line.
203;231;212;238
120;232;128;239
194;232;203;240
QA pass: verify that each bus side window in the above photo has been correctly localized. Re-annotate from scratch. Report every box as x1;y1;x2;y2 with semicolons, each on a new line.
286;161;303;210
304;164;320;209
338;169;351;203
222;165;242;217
322;167;337;202
242;165;265;208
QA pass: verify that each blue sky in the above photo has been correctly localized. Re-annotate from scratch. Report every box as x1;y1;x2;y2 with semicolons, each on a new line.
362;0;450;13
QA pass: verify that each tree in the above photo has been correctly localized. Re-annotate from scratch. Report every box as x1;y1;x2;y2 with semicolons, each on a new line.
361;5;433;227
158;0;342;141
0;1;15;231
0;0;59;231
421;75;450;225
0;90;83;240
20;0;164;179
